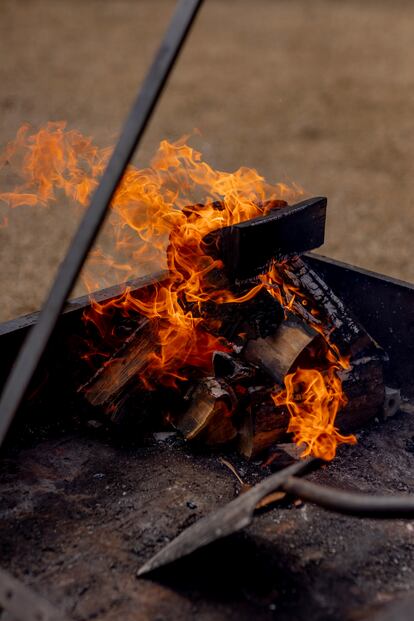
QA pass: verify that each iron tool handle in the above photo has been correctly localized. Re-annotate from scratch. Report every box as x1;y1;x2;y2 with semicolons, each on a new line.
283;476;414;518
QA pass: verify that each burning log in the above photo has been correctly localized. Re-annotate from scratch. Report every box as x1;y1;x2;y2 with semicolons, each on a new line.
259;258;388;447
268;256;378;358
200;196;387;458
79;318;155;424
78;198;325;429
238;386;289;459
212;351;257;383
77;194;386;461
336;353;386;433
238;353;386;459
175;378;238;445
204;197;327;282
236;317;318;458
243;316;319;384
216;288;285;348
238;311;386;457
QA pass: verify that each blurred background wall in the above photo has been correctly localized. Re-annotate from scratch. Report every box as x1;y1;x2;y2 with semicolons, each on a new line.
1;0;414;321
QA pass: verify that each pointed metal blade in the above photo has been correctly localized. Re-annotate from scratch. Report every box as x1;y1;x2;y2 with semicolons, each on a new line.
137;457;313;576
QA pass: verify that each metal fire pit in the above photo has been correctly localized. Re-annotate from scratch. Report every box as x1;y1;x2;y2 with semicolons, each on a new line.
1;254;414;621
3;1;413;617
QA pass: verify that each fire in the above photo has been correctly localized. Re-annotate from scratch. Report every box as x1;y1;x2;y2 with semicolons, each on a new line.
263;261;356;459
0;122;355;459
272;365;356;460
262;262;348;368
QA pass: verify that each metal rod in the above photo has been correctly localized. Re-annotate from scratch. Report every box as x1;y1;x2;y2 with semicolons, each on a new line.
137;457;316;576
283;476;414;518
0;0;204;447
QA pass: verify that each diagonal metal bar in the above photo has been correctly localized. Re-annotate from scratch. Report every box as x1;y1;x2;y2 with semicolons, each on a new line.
137;454;414;576
137;458;316;576
0;0;204;447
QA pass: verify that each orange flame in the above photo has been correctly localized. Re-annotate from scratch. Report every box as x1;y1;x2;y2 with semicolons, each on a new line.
272;364;356;460
0;122;356;459
263;261;356;459
0;123;294;384
262;262;350;370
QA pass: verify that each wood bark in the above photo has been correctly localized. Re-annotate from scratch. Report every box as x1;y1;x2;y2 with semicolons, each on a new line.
175;377;238;445
238;352;386;459
238;386;289;459
336;353;385;433
274;256;380;358
79;318;155;424
203;197;326;281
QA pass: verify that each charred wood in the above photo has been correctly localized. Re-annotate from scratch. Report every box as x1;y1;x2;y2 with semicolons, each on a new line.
176;377;238;445
336;353;385;433
212;351;257;383
79;318;155;424
238;386;289;459
215;289;285;345
203;197;327;282
272;256;381;359
238;352;386;458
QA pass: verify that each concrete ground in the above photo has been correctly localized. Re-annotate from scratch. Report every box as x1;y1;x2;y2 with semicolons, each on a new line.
1;0;414;321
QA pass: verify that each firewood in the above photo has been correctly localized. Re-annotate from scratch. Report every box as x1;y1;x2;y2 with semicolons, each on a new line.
272;256;379;358
243;316;319;384
79;318;155;424
212;351;257;383
212;351;291;457
259;258;387;439
176;377;238;445
336;353;385;433
238;386;289;459
203;197;326;282
216;288;285;348
238;350;386;459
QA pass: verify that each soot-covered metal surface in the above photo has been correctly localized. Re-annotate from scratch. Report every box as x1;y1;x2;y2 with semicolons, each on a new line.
1;408;414;621
2;255;414;620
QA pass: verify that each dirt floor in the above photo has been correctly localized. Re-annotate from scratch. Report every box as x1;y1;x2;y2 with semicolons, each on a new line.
1;0;414;321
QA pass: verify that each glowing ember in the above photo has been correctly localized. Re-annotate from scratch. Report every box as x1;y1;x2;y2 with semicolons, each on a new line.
0;121;356;459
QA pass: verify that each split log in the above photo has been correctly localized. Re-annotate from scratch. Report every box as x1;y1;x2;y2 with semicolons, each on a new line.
212;351;257;383
175;378;238;445
336;353;385;433
238;352;386;459
238;386;289;459
78;318;155;424
243;316;319;384
203;197;326;282
238;349;385;458
272;256;381;359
